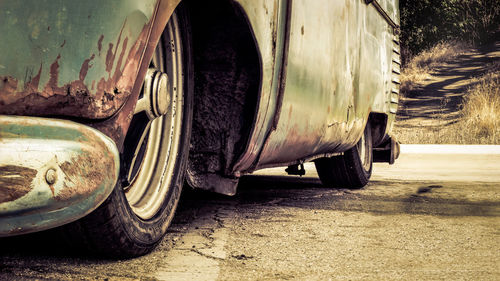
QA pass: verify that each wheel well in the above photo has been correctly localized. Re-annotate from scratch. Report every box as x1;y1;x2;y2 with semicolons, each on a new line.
185;0;261;181
368;112;388;147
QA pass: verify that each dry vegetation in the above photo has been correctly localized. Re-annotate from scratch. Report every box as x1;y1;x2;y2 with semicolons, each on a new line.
395;42;500;144
460;61;500;143
400;41;470;95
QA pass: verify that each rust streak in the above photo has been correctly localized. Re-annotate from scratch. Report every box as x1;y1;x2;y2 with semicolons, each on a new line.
79;54;95;81
97;34;104;55
42;54;61;97
105;43;115;73
25;63;43;93
0;165;37;204
106;20;126;74
112;37;128;83
48;184;55;196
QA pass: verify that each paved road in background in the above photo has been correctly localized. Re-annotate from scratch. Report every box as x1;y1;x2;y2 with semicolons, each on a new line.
1;145;499;280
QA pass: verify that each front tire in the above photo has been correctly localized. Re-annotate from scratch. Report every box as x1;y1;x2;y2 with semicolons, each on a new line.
62;7;192;258
314;122;373;189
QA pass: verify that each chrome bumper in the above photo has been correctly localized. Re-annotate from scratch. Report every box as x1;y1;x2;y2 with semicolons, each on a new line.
0;115;119;236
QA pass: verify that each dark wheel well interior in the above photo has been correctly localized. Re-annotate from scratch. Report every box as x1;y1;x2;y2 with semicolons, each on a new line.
185;0;261;179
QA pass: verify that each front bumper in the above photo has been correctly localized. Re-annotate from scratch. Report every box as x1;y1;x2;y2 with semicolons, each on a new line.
0;115;119;236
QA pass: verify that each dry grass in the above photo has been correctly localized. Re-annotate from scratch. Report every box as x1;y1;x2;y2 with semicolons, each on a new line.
400;41;470;94
460;61;500;143
395;61;500;144
394;122;498;144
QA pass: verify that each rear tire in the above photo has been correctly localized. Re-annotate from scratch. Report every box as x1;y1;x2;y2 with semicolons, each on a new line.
61;6;193;258
314;122;373;189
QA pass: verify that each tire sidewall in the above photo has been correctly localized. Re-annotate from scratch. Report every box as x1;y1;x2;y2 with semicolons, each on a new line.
352;122;373;180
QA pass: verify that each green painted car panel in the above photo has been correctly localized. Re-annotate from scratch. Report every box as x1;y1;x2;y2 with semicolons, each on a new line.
0;0;158;118
232;0;400;169
231;0;290;173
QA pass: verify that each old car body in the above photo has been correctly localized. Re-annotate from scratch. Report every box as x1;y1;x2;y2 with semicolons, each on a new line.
0;0;400;255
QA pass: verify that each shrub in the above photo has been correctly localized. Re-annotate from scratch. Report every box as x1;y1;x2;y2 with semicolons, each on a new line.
400;0;500;64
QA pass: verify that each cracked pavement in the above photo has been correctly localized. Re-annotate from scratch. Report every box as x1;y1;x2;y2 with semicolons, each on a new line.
1;145;499;280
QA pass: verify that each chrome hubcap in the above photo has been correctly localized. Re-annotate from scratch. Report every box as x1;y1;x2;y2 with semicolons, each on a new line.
135;68;171;120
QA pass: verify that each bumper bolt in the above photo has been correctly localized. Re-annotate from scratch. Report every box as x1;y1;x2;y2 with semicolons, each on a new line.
45;169;57;185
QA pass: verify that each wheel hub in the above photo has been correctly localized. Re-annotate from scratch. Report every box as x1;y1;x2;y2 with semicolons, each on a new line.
135;68;171;120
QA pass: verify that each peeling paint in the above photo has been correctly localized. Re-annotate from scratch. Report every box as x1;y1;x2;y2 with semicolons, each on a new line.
0;165;36;204
56;145;113;201
0;23;147;119
0;1;159;121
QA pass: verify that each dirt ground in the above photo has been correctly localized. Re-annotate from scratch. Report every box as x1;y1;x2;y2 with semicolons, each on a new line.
394;41;500;143
1;148;499;280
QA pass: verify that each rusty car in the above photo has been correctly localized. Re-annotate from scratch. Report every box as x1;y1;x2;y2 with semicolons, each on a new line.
0;0;400;257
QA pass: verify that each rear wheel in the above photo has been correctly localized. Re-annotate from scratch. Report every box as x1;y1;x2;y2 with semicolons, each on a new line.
62;8;192;257
314;123;373;189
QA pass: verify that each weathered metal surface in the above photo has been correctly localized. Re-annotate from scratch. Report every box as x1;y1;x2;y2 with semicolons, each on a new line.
242;0;400;169
0;0;158;119
231;0;289;173
0;115;119;236
230;0;399;173
89;0;181;150
365;0;400;31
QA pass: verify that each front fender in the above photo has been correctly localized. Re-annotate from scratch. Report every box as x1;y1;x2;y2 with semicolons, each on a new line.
0;0;163;119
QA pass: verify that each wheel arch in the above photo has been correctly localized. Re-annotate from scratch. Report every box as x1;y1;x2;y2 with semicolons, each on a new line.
183;0;262;194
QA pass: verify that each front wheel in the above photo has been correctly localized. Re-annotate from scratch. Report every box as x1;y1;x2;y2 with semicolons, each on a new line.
61;7;192;258
314;122;373;189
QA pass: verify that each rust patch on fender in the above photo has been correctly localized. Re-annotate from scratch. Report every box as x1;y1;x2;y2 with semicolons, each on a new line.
0;19;150;120
0;165;37;204
0;0;180;148
56;142;115;201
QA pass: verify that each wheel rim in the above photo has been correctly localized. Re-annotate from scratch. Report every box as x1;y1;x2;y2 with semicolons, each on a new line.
356;130;371;172
122;12;184;220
